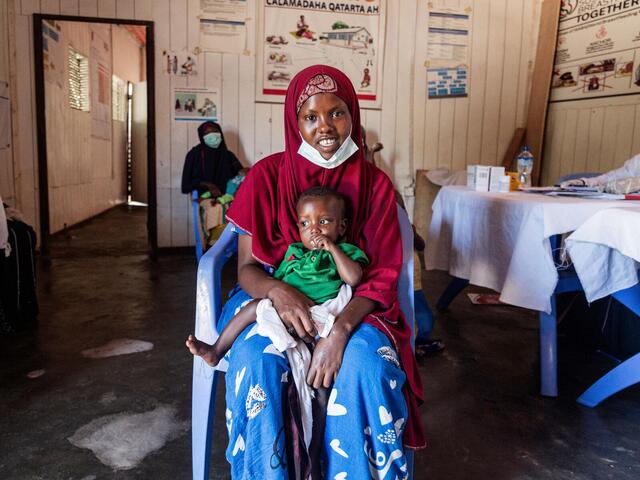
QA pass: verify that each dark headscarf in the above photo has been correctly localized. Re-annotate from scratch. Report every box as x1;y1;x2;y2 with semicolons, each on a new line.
226;65;425;449
181;121;242;195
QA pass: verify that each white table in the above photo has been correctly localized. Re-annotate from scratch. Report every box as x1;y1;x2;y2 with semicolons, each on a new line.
565;207;640;406
426;186;640;396
566;207;640;303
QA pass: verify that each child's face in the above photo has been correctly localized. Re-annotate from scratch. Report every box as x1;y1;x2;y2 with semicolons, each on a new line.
296;196;347;249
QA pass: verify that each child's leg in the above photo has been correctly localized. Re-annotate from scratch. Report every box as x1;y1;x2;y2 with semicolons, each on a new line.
186;299;259;366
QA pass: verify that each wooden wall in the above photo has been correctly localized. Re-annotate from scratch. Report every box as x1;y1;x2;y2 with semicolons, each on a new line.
4;0;541;247
45;21;143;233
542;97;640;186
0;0;16;209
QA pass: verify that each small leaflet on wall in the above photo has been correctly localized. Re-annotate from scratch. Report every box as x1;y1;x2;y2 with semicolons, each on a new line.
90;24;112;141
199;0;248;55
42;20;65;88
550;0;640;102
173;87;220;122
256;0;386;109
426;4;471;99
162;50;198;76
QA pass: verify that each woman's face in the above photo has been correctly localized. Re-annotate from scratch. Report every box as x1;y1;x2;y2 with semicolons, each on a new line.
297;93;352;160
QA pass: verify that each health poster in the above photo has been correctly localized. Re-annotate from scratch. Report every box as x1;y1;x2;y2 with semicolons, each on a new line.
426;6;471;99
550;0;640;102
256;0;386;109
199;0;248;55
173;87;220;122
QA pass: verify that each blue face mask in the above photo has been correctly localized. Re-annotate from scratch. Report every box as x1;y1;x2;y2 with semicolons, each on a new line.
203;132;222;149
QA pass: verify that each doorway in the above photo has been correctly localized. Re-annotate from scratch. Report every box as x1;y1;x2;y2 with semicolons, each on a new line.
33;14;156;255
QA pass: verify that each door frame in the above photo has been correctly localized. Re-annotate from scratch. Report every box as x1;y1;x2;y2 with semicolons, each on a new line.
33;14;157;255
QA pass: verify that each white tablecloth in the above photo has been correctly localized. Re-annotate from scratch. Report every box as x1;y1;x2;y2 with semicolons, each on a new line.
565;207;640;303
426;186;640;313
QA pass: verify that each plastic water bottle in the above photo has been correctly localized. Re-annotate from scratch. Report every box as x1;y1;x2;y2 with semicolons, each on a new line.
516;146;534;188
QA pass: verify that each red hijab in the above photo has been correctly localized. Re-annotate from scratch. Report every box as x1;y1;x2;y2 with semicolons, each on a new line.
226;65;425;449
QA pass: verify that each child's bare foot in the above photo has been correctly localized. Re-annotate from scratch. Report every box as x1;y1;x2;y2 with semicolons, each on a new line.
186;334;220;367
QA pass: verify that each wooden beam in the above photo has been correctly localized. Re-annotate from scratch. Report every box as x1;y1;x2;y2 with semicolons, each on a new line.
501;127;526;171
525;0;561;185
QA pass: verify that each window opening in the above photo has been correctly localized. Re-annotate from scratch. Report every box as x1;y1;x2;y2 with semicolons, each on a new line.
68;47;89;111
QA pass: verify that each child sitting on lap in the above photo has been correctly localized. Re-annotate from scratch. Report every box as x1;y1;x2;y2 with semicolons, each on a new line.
186;185;368;365
186;186;369;447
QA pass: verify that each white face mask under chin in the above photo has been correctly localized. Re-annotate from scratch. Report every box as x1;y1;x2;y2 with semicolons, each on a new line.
297;133;359;169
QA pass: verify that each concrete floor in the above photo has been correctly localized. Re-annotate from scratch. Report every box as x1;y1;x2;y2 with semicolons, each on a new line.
1;205;639;479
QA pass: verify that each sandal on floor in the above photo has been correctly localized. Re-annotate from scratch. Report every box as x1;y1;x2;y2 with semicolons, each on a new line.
415;339;445;356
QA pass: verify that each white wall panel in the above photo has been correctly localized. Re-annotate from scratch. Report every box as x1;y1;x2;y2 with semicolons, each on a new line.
78;0;98;16
543;96;640;185
97;0;116;18
60;0;79;15
7;0;543;247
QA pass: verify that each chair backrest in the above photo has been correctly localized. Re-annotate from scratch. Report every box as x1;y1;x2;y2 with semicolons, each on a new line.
192;191;204;261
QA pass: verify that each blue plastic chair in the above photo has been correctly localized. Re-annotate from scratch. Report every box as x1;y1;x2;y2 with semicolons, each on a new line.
434;239;583;397
192;191;204;262
576;283;640;406
192;204;416;479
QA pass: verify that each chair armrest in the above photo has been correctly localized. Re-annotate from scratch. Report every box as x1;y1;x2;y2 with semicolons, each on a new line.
194;224;238;346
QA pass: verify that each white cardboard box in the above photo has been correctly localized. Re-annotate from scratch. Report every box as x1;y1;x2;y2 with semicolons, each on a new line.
474;166;491;192
467;165;476;188
489;166;506;192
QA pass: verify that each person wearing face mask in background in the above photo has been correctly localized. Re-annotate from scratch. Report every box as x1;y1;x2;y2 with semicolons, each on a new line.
181;121;245;247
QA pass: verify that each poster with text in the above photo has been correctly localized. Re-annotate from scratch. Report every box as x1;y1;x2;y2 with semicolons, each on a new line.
426;6;471;98
42;20;65;88
199;0;248;55
174;87;220;122
90;24;112;141
550;0;640;102
256;0;386;109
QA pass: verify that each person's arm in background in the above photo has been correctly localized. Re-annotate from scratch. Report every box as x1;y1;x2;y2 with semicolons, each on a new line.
562;153;640;187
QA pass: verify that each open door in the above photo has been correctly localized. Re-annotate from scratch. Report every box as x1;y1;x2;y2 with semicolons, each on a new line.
131;81;148;204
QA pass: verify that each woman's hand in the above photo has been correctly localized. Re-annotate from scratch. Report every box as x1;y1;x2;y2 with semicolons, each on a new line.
268;283;317;342
307;329;349;388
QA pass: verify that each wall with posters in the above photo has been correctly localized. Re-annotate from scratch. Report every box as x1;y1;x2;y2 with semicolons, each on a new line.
5;0;540;247
542;0;640;185
43;21;144;234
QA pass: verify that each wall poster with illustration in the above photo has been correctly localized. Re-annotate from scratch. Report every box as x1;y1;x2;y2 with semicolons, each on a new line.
173;87;220;122
550;0;640;102
256;0;386;109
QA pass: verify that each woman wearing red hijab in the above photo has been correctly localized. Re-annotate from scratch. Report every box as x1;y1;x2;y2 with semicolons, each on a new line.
221;65;425;479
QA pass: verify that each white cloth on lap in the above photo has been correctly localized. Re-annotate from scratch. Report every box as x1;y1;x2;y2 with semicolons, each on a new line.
255;283;352;449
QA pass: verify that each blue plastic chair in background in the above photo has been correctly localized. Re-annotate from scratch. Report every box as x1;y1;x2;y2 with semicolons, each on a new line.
577;283;640;406
192;191;204;262
191;204;416;479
